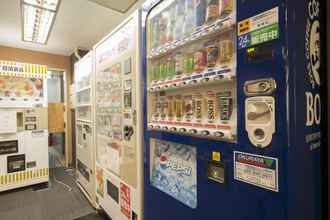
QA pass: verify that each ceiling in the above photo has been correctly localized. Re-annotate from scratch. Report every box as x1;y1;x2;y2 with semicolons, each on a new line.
0;0;146;56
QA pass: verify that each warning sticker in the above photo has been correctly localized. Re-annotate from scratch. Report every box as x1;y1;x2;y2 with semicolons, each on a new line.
238;7;279;49
120;182;131;219
234;151;279;192
238;7;279;36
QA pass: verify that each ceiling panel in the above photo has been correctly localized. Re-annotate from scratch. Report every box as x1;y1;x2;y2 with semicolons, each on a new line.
88;0;137;13
0;0;145;55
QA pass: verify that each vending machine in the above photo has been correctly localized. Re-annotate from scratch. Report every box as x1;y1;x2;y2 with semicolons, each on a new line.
74;52;96;206
0;61;49;192
143;0;323;219
94;10;144;220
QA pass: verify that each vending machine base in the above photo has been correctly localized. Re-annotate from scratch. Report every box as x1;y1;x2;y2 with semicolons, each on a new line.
0;130;49;192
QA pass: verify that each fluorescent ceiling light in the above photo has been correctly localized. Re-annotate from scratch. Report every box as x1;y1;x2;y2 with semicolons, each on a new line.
21;0;60;44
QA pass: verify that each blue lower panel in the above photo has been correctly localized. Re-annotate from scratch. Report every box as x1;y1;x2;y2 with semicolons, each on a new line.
144;133;287;220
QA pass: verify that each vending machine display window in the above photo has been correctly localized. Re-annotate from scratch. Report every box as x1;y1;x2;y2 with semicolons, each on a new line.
75;53;93;121
149;138;197;208
146;0;237;142
95;16;139;189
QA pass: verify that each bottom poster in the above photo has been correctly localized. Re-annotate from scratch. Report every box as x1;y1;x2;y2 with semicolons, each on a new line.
149;138;197;208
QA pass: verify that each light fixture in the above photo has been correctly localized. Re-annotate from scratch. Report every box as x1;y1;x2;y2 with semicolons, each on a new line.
21;0;61;44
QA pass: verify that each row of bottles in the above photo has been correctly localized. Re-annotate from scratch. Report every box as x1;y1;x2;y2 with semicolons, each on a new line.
149;35;234;83
148;0;234;50
151;90;233;124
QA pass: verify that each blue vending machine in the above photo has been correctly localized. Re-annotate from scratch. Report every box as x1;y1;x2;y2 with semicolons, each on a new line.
142;0;324;219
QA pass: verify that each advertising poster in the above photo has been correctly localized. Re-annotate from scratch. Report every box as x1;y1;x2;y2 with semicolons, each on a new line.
0;76;44;98
96;167;104;197
120;182;131;219
150;139;197;208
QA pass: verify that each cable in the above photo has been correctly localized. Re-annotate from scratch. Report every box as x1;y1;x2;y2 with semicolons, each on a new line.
50;146;72;192
53;173;72;192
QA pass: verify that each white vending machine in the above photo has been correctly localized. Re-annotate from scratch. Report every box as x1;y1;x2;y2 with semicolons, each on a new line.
74;52;96;206
94;10;143;220
0;61;49;192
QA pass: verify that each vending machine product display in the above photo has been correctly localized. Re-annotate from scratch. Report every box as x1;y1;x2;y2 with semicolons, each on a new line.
143;0;323;219
74;52;96;206
0;61;49;192
94;10;143;220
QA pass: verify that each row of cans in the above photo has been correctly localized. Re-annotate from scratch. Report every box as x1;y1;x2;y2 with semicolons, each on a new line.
152;90;233;124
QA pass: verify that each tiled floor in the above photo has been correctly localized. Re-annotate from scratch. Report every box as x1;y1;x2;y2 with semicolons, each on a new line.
0;167;98;220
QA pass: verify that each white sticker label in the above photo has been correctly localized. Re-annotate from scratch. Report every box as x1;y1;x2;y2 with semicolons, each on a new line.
238;7;279;36
234;151;279;192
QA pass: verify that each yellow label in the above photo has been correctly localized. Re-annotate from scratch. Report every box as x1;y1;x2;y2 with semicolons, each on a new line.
0;176;3;185
238;19;250;36
212;152;221;162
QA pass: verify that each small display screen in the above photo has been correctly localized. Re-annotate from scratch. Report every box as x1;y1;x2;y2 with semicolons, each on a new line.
0;140;18;155
77;159;90;181
206;160;226;184
107;179;119;203
7;154;25;173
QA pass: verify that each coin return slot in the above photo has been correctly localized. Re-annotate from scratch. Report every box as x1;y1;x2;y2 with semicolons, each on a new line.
206;160;226;184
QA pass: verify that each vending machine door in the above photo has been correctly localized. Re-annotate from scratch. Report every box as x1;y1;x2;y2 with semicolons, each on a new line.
76;123;94;198
141;0;313;219
94;10;143;220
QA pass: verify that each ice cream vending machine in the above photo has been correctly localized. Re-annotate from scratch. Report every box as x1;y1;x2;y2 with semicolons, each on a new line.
142;0;324;219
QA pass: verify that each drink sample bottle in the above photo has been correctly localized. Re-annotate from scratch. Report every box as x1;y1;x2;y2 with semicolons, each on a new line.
206;91;216;123
160;95;168;120
206;0;220;23
174;0;186;40
219;39;234;64
184;95;194;121
167;54;176;79
184;0;196;36
194;48;207;72
159;13;168;44
193;92;204;122
175;52;184;75
175;95;184;121
154;93;161;121
206;40;219;68
183;48;195;75
151;16;160;49
167;96;175;120
220;0;233;17
217;91;233;123
195;0;207;28
166;6;175;43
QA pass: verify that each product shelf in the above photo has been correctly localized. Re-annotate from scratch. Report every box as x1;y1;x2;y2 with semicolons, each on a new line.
148;65;235;92
148;15;235;59
148;121;236;142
